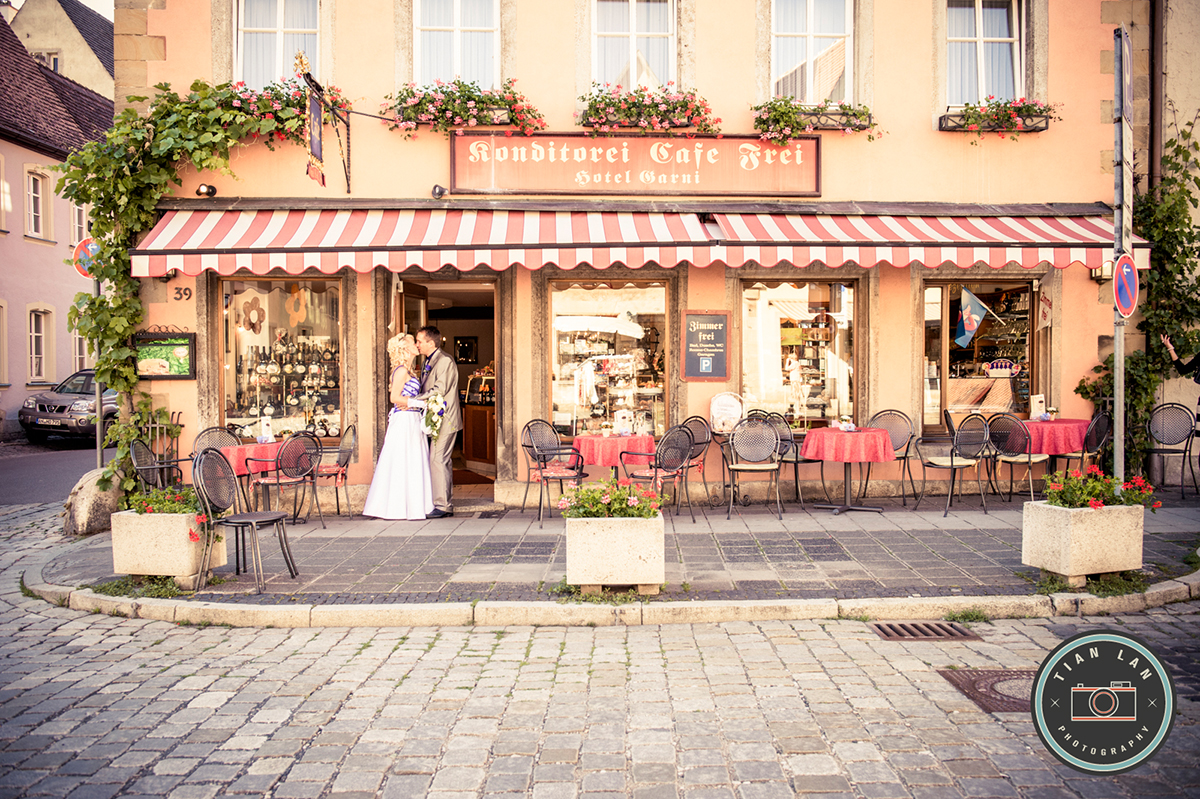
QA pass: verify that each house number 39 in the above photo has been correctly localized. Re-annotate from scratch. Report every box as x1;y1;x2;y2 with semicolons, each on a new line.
173;287;192;301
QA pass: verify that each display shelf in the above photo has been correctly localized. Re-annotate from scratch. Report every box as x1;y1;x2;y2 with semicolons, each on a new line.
228;336;343;438
552;332;663;437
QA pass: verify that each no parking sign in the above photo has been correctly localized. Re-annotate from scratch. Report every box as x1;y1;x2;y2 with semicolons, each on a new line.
1114;253;1138;318
72;238;99;279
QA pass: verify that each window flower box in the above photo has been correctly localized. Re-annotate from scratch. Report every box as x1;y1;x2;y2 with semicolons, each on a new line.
938;96;1061;142
751;97;881;144
577;82;721;137
381;78;546;139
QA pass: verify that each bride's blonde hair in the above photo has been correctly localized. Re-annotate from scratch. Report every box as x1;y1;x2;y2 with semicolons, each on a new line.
387;333;419;374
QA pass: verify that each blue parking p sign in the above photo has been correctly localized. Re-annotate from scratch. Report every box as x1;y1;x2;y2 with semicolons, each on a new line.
1114;254;1138;319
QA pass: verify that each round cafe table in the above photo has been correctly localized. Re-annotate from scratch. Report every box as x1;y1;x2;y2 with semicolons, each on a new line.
799;427;895;514
1024;418;1089;456
574;434;654;478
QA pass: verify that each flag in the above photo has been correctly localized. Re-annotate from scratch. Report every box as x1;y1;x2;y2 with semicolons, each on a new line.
955;288;992;348
305;85;325;187
1036;293;1052;331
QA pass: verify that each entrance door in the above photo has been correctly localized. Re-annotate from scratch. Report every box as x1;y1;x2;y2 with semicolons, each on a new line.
393;281;428;336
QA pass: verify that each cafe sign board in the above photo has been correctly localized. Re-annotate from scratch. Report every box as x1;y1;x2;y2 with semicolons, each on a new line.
451;133;820;197
682;310;730;382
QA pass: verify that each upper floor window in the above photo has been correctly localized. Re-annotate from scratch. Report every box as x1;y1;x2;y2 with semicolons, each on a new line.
772;0;853;103
26;172;48;238
594;0;674;89
71;204;88;246
237;0;318;91
415;0;500;88
32;51;61;72
29;310;48;381
947;0;1021;105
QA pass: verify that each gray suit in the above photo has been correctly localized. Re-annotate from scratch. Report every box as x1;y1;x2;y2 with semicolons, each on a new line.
415;348;461;512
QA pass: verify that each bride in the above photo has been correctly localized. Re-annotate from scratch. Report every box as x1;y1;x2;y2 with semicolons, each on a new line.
363;334;434;520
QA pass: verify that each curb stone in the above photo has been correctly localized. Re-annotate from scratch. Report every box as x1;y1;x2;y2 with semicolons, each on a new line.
836;595;1052;621
33;584;1168;627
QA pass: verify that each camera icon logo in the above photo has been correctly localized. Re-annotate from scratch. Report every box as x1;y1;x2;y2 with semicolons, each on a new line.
1070;681;1136;722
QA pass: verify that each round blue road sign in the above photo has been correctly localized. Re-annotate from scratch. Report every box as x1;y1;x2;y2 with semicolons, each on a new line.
1114;253;1138;318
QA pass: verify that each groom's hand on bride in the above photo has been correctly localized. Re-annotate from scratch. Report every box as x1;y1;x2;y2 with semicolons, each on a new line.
395;398;408;410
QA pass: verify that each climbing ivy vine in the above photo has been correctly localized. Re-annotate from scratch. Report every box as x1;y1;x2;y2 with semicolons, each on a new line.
1075;109;1200;475
56;78;319;491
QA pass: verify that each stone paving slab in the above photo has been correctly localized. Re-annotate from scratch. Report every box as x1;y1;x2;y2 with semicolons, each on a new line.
30;500;1200;610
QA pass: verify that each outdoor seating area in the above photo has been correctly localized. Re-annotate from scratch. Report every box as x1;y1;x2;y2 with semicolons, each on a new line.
516;401;1164;522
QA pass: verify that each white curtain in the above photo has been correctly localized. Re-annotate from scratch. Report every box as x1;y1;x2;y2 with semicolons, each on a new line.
420;30;454;81
947;0;977;105
982;0;1014;99
773;0;846;101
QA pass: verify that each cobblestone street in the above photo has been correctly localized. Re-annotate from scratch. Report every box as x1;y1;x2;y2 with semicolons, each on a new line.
0;504;1196;798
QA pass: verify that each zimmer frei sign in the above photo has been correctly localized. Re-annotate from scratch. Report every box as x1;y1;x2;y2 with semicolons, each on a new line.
450;133;820;196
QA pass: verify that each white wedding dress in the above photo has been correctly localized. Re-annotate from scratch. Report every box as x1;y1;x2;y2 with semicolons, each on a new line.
363;376;434;520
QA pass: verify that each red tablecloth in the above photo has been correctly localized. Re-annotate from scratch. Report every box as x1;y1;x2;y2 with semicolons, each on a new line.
219;442;283;476
799;427;895;463
1024;418;1089;455
574;434;654;468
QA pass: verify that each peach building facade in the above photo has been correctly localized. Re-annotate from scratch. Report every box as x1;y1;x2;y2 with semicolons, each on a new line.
118;0;1152;505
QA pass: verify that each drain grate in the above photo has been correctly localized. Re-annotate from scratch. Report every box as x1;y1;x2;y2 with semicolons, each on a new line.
869;621;981;642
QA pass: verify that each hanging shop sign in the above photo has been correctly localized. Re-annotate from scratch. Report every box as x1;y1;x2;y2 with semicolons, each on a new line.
451;133;820;197
682;310;730;382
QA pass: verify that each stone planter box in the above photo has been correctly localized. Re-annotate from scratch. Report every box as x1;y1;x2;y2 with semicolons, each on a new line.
1021;501;1143;588
111;510;228;588
565;515;665;595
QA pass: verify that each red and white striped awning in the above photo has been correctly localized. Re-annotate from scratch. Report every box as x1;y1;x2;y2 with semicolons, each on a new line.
710;213;1150;271
129;208;1149;277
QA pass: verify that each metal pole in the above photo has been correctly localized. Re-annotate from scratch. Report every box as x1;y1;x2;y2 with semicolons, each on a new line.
94;277;102;470
1114;310;1125;488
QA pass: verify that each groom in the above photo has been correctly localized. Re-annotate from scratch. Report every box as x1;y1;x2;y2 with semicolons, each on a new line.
410;325;461;518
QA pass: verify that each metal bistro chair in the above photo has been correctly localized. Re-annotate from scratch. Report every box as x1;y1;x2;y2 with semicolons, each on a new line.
620;424;695;523
765;412;822;508
915;413;990;517
193;448;295;592
130;438;185;492
860;410;916;506
1059;413;1112;475
987;413;1050;502
725;416;783;521
315;423;356;516
681;415;714;507
1146;402;1199;500
247;432;326;529
521;420;586;527
191;425;242;457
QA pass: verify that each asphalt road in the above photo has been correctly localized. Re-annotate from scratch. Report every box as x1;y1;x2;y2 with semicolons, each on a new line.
0;437;116;504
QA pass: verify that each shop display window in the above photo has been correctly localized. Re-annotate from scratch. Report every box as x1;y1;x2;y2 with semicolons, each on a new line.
923;281;1034;427
550;282;667;437
222;279;342;439
741;281;855;428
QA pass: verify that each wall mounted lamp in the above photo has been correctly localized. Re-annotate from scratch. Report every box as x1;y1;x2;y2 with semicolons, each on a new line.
156;269;177;284
1091;260;1115;283
195;183;217;198
431;184;447;200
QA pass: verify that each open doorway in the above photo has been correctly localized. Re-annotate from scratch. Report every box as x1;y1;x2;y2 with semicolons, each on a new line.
401;281;497;493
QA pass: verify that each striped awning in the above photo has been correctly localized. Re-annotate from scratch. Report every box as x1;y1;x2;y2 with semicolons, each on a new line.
129;208;1150;277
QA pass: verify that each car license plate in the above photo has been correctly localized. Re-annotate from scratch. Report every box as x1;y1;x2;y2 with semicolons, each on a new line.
36;418;63;426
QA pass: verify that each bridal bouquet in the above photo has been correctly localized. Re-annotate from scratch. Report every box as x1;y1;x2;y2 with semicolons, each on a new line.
423;392;448;441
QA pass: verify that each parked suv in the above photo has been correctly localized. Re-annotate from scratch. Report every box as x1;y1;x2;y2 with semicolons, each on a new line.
18;370;117;443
